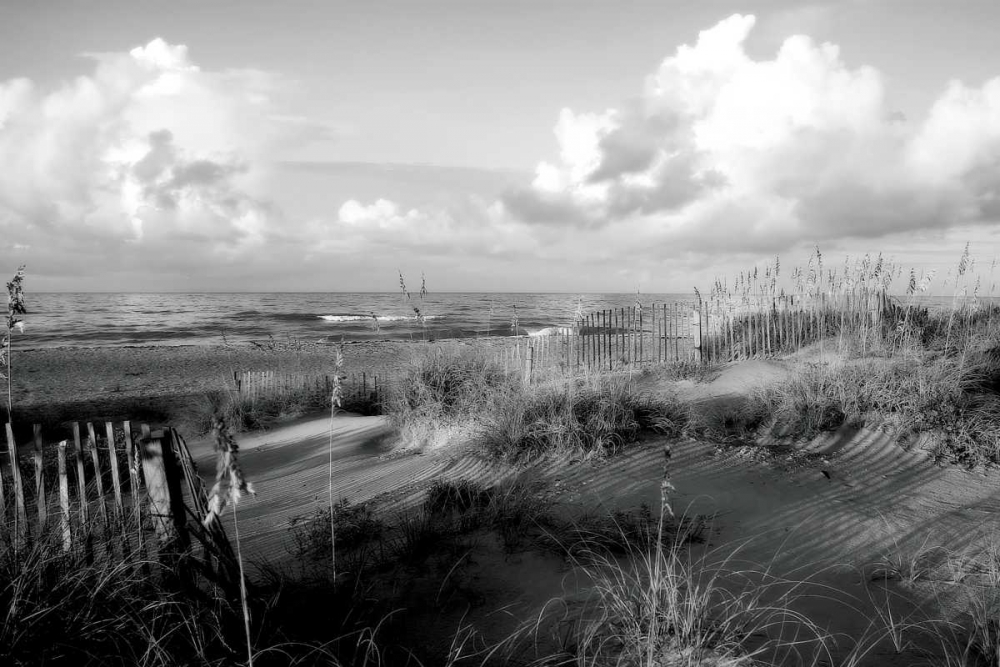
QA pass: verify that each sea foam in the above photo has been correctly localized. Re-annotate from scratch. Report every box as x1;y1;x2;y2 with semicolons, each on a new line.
318;314;442;322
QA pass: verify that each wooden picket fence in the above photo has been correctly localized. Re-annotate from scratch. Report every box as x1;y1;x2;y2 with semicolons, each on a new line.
234;370;388;409
700;291;892;362
499;302;704;379
0;421;239;593
499;292;895;381
232;293;894;394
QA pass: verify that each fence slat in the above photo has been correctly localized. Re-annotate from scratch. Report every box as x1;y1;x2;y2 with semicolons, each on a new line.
139;424;187;547
617;308;623;366
105;421;124;521
6;424;26;541
605;310;611;372
72;423;88;524
639;306;644;364
33;424;46;530
57;440;71;551
0;428;5;519
674;303;680;362
661;304;667;362
87;423;108;524
123;422;140;522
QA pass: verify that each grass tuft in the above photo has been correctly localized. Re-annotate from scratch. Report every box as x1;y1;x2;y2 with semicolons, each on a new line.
741;353;1000;465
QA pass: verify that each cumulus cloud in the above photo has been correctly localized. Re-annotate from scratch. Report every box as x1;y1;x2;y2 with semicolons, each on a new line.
0;38;328;266
338;198;424;229
502;14;1000;252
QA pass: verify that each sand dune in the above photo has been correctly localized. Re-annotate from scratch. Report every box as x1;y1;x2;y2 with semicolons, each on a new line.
194;364;996;579
186;362;1000;663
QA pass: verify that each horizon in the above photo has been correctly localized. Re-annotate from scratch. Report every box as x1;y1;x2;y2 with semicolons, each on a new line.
2;1;1000;292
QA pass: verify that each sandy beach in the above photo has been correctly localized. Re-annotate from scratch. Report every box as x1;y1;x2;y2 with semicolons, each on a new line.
8;338;513;434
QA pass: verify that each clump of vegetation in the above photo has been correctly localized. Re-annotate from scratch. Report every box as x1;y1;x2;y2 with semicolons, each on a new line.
386;349;688;459
198;380;382;434
197;386;328;432
639;358;720;383
2;265;26;423
695;247;1000;464
290;498;385;563
424;479;551;553
740;353;1000;465
480;378;688;462
0;523;244;666
554;504;708;560
424;478;495;516
550;542;826;665
388;349;514;425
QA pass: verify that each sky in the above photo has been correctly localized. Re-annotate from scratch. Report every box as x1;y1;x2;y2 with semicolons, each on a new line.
2;0;1000;293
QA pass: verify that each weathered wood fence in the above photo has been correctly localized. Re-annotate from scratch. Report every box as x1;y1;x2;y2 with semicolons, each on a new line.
700;291;892;361
0;421;238;592
500;303;704;378
235;370;388;409
501;292;894;380
233;293;894;392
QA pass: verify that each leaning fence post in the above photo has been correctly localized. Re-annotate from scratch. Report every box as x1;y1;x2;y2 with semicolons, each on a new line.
5;424;26;544
123;421;141;524
105;422;124;523
57;440;71;552
86;423;108;525
72;422;88;524
0;428;5;519
139;425;189;550
33;424;46;531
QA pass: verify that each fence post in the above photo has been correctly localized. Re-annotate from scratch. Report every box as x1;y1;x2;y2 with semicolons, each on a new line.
524;345;534;387
33;424;46;530
6;424;26;543
87;423;108;525
606;310;612;372
123;421;140;526
0;431;5;518
72;423;88;524
139;425;190;550
57;440;71;552
639;306;644;365
692;303;703;362
105;422;124;523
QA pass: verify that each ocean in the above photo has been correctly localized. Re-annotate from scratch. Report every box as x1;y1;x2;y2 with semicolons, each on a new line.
17;292;695;350
17;292;992;350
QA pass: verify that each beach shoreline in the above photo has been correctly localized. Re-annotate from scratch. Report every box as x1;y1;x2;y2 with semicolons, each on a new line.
6;337;517;436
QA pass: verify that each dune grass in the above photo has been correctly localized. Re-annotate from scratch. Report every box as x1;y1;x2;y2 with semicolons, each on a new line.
480;377;688;462
734;343;1000;465
198;379;383;434
281;479;723;664
695;248;1000;465
0;520;245;666
385;349;688;460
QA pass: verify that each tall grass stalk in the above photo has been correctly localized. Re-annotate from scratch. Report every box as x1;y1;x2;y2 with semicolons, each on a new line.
701;245;1000;366
647;441;675;665
2;265;25;424
328;343;345;580
231;503;253;666
204;414;255;666
945;242;972;355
